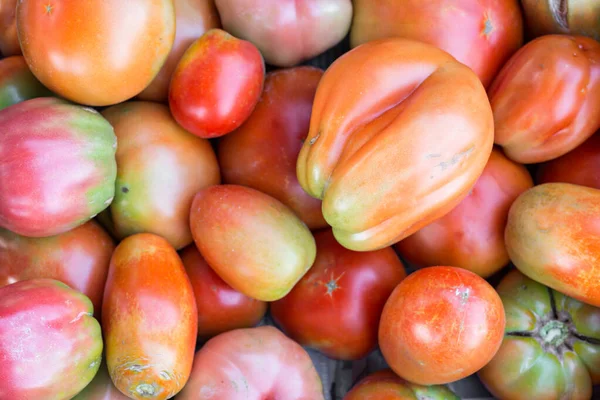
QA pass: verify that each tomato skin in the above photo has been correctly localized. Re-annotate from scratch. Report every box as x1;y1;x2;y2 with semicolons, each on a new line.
101;101;220;250
180;245;267;341
0;220;114;313
536;132;600;189
0;279;103;400
378;266;505;385
505;182;600;307
350;0;523;88
72;361;130;400
138;0;221;102
395;148;533;278
189;185;317;302
16;0;175;106
102;233;197;400
478;269;600;400
169;29;265;139
296;38;494;252
218;66;327;230
0;97;117;238
177;326;324;400
271;229;406;360
489;34;600;164
214;0;352;67
344;369;460;400
0;55;51;109
0;0;20;56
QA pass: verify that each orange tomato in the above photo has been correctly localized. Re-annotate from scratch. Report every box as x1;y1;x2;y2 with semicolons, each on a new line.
0;0;20;56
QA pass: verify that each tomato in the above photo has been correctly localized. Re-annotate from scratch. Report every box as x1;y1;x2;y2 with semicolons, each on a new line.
296;38;494;252
169;29;265;139
177;326;324;400
138;0;221;102
0;220;114;313
72;361;130;400
100;101;220;250
16;0;175;106
0;97;117;238
190;185;316;302
479;269;600;400
0;279;103;399
180;245;267;341
536;132;600;189
271;229;406;360
0;0;20;56
218;66;327;230
0;55;51;109
214;0;352;67
521;0;600;41
505;182;600;307
102;233;197;400
395;148;533;278
344;369;460;400
350;0;523;88
379;266;505;385
489;34;600;164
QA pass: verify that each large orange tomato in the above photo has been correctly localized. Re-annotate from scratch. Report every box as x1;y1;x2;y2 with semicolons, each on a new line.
296;38;494;252
16;0;175;106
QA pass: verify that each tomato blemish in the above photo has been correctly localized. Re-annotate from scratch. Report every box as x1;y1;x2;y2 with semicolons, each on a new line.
482;12;494;38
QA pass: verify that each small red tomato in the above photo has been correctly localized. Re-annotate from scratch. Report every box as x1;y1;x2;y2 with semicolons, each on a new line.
379;266;505;385
180;245;267;341
271;229;406;360
169;29;265;139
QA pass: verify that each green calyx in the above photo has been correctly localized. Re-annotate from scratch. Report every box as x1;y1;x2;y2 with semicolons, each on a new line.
539;320;569;347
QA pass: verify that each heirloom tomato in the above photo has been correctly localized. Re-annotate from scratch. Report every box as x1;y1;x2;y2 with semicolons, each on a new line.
72;361;130;400
271;229;406;360
0;55;51;110
521;0;600;41
296;38;494;252
479;270;600;400
379;266;505;385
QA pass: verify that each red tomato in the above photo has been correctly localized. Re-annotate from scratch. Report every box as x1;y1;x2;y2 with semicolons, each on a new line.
379;266;506;385
169;29;265;139
16;0;175;106
180;245;267;341
0;0;20;56
271;229;406;360
177;326;324;400
218;66;327;230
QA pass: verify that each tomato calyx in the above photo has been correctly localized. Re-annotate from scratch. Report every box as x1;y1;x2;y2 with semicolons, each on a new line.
539;320;569;346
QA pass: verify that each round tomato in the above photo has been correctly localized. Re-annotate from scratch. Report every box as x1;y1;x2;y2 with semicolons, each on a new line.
479;269;600;400
379;266;505;385
16;0;175;106
271;229;406;360
0;55;51;110
0;0;20;56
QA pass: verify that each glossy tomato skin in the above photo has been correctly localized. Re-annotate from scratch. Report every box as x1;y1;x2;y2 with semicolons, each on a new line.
72;361;130;400
180;245;267;341
0;0;20;56
218;66;327;230
190;185;316;302
350;0;523;88
271;229;406;360
138;0;221;102
177;326;324;400
0;220;114;313
169;29;265;139
102;233;197;400
479;270;600;400
296;38;494;252
0;97;117;237
505;183;600;307
101;101;220;250
0;279;103;400
379;266;505;385
536;132;600;189
521;0;600;41
0;55;51;109
214;0;352;67
344;369;460;400
16;0;175;106
489;34;600;164
395;148;533;278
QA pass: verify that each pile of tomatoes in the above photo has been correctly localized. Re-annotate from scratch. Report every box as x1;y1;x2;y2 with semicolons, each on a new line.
1;1;600;399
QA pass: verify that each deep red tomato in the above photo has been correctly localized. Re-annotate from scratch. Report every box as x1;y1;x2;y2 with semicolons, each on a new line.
16;0;175;106
169;29;265;139
379;266;506;385
180;245;267;341
271;229;406;360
